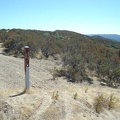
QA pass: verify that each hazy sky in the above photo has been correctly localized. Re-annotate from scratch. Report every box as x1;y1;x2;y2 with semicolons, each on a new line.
0;0;120;34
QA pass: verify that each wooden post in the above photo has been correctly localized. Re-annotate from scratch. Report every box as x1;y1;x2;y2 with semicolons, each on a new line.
24;46;30;91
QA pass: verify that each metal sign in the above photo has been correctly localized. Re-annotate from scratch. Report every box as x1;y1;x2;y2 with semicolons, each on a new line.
24;46;30;91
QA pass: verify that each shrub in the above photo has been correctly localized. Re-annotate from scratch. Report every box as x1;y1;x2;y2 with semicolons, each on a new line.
94;94;119;113
94;94;105;113
48;67;62;80
52;91;59;100
85;88;88;93
73;93;78;100
108;94;119;109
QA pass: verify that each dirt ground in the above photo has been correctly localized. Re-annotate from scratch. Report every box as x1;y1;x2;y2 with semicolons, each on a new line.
0;43;120;120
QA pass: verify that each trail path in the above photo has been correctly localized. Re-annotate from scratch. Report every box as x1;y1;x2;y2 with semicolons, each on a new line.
28;92;52;120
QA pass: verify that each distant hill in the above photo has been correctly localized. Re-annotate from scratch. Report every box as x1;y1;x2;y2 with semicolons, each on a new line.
89;35;120;49
88;34;120;41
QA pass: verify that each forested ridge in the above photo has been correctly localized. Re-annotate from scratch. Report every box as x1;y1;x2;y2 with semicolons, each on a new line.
0;29;120;87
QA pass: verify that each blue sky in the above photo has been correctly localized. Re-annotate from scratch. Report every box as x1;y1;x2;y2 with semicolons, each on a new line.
0;0;120;34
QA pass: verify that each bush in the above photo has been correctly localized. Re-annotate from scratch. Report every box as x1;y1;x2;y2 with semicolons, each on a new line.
108;94;119;109
94;94;119;113
52;91;59;100
48;67;65;80
73;93;78;100
94;94;105;113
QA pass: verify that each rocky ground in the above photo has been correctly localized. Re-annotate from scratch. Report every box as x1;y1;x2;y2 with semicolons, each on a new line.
0;43;120;120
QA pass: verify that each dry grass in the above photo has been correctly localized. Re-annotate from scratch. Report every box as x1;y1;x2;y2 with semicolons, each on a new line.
85;88;89;93
48;67;60;80
108;94;119;110
52;91;59;100
21;105;33;116
94;93;119;113
0;91;3;96
73;93;78;100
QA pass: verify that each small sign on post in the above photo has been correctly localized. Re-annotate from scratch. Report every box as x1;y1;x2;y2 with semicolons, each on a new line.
24;46;30;92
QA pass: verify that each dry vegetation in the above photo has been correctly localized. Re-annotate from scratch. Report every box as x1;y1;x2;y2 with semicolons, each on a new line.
0;29;120;120
94;93;119;113
0;29;120;87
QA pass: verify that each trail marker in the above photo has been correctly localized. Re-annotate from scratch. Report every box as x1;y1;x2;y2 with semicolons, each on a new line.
24;46;30;91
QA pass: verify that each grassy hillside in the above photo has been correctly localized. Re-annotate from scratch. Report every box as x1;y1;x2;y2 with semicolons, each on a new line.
0;29;120;87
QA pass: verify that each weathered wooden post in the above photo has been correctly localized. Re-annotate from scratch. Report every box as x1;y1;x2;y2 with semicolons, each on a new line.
24;46;30;91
